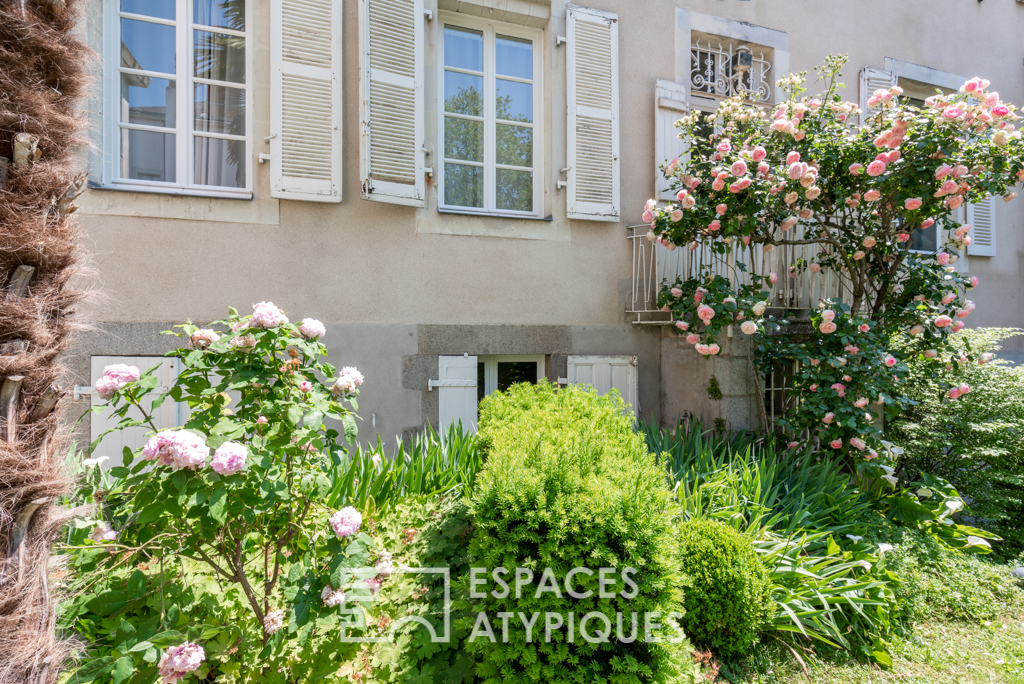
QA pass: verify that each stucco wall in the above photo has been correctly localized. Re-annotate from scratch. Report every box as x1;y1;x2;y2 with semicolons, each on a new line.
71;0;1024;437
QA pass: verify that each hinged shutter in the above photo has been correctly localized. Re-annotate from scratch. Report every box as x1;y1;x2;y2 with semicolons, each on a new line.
967;196;997;256
270;0;343;202
567;355;637;418
437;356;478;432
566;4;619;222
359;0;425;206
90;357;185;466
655;79;688;201
859;68;897;124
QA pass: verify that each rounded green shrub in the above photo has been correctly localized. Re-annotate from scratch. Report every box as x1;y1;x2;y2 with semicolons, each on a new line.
676;519;772;658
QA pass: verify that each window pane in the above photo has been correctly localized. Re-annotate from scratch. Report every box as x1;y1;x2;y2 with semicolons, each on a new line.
194;136;246;188
496;169;533;212
496;35;532;79
444;71;483;116
121;0;174;20
444;163;483;208
910;225;938;253
496;124;532;167
121;129;175;182
194;0;245;31
120;18;176;74
444;117;483;162
121;75;176;128
194;31;246;83
477;362;486;403
444;27;482;72
194;84;245;135
496;79;532;123
497;362;537;392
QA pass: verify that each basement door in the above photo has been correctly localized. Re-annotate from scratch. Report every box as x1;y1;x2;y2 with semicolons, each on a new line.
566;355;638;419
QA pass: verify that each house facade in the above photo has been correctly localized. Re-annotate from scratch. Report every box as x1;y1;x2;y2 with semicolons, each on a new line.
71;0;1024;456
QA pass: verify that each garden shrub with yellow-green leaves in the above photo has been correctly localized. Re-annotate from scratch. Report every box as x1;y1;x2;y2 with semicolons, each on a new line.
467;383;701;684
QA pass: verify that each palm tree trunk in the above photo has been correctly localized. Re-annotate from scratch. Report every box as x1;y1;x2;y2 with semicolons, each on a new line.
0;1;88;682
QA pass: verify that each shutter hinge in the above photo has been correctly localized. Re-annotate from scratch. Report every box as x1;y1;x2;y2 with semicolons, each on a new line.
424;8;433;20
557;377;569;385
258;153;271;164
428;379;477;392
74;385;94;400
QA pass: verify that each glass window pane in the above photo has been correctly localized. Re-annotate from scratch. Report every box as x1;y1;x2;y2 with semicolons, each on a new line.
120;18;176;74
194;31;246;83
477;362;486;403
121;75;176;128
496;79;532;123
444;71;483;116
121;0;175;20
444;117;483;162
121;129;176;182
194;84;245;135
496;35;532;79
910;225;937;253
194;0;245;31
496;124;532;167
444;163;483;208
444;27;482;72
194;136;246;188
497;362;537;392
496;169;533;212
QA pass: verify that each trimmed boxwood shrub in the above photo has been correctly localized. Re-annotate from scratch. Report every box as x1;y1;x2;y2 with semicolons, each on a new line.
676;520;772;657
467;383;700;684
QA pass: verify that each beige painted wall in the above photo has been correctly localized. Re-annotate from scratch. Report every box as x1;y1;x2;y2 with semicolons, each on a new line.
77;0;1024;349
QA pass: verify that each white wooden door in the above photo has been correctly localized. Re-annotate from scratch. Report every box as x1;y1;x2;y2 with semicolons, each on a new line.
567;355;638;418
438;355;479;433
90;356;184;466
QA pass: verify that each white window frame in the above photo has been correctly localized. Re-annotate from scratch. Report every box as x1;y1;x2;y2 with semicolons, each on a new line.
436;13;544;219
101;0;253;199
478;355;545;398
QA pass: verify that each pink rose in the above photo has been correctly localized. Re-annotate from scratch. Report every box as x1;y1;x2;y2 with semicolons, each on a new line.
934;315;953;328
641;209;654;222
992;105;1011;117
854;398;868;408
708;221;721;231
921;218;935;229
809;384;818;391
781;216;798;231
250;301;289;328
670;287;683;297
299;318;326;340
951;321;965;332
94;364;142;401
937;252;951;265
142;430;209;470
849;437;866;451
830;439;843;449
740;320;758;335
948;387;961;400
862;236;877;249
809;263;821;273
731;160;747;176
190;329;220;350
694;343;710;355
946;196;964;209
866;160;887;177
959;383;971;394
675;321;689;331
686;334;700;344
819;321;837;334
904;198;922;210
731;178;752;191
969;275;979;288
849;163;864;175
897;233;910;242
717;140;732;153
822;309;836;322
697;304;715;322
786;151;801;164
211;441;247;475
752;147;767;161
670;209;683;222
831;383;847;398
822;412;835;424
883;354;897;367
299;380;313;393
708;344;721;355
935;164;952;180
941;292;957;305
257;415;268;425
757;161;770;175
770;272;778;285
716;203;728;215
859;324;870;332
159;643;205;684
788;441;800;450
864;190;881;202
330;506;363;538
712;179;726;192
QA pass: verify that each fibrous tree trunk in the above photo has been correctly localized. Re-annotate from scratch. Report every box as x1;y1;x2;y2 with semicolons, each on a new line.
0;1;88;682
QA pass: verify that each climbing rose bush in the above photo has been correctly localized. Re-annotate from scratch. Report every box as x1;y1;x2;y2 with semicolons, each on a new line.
74;304;393;683
648;56;1022;467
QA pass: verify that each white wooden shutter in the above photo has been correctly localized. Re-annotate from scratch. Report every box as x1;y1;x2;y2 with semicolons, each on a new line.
859;68;897;124
567;355;637;418
90;357;185;467
967;196;997;256
438;356;479;433
359;0;425;206
566;4;619;222
270;0;343;202
655;80;688;201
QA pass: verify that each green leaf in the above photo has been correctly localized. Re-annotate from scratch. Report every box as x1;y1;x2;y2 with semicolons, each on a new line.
111;657;134;684
74;657;116;682
126;570;148;599
343;414;358;445
136;502;164;526
148;630;185;647
209;486;228;524
85;591;131;616
172;470;187;492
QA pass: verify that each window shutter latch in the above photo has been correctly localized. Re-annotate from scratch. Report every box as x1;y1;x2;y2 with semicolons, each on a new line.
556;35;566;47
428;379;477;392
557;167;570;190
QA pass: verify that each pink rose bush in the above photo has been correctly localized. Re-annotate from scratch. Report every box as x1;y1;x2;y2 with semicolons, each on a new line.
650;56;1022;463
158;643;205;684
299;318;326;339
210;441;247;475
142;430;209;470
94;364;140;400
330;506;363;538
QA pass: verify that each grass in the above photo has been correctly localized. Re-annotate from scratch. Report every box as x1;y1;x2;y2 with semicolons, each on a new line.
728;610;1024;684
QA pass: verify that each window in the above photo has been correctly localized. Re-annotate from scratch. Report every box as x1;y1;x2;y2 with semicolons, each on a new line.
476;355;545;402
438;18;542;217
105;0;250;195
690;34;773;105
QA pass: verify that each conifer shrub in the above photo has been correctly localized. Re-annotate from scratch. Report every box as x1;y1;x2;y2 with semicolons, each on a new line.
675;520;773;658
467;383;700;684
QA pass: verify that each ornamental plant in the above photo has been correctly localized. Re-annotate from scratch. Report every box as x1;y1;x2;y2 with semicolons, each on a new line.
67;303;394;683
647;55;1023;468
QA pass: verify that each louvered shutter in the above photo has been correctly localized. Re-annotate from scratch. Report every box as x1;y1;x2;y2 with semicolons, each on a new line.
967;196;997;256
437;356;478;433
567;355;637;418
270;0;343;202
859;68;897;124
566;4;619;222
655;79;688;201
359;0;425;206
90;357;185;467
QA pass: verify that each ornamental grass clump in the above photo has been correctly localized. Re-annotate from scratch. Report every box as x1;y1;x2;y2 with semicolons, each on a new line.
62;304;389;683
467;383;700;684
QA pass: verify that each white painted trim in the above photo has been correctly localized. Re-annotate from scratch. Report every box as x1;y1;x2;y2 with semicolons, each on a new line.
478;354;545;396
884;58;966;93
674;9;789;105
436;13;544;218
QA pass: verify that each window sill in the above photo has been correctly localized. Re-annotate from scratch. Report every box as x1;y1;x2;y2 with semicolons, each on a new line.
87;181;253;201
437;206;552;221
